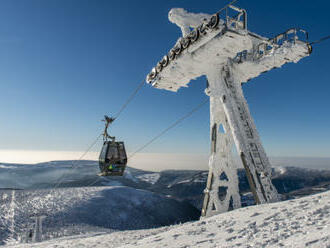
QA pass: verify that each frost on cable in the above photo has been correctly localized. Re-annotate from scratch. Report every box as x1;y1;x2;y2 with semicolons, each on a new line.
146;4;311;217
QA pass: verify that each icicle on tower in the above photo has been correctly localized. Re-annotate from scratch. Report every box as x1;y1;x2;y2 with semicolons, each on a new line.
146;5;311;217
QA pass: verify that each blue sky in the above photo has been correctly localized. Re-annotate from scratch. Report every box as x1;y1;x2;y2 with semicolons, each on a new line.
0;0;329;162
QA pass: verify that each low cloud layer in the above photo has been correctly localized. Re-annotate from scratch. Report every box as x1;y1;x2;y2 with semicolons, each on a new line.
0;150;329;171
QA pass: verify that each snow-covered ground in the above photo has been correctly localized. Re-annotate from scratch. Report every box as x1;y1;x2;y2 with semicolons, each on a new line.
0;186;199;245
7;189;330;248
1;161;329;247
136;173;160;185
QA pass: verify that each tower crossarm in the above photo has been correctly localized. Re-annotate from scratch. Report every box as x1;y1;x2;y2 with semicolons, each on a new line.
233;28;312;83
146;13;311;92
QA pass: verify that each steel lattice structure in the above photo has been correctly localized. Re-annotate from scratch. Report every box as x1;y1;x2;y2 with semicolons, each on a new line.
146;5;311;217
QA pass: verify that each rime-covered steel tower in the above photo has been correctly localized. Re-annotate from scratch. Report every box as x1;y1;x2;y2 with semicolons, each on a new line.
146;5;311;217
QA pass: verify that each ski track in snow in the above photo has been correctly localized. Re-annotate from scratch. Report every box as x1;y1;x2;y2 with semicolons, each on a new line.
7;190;330;248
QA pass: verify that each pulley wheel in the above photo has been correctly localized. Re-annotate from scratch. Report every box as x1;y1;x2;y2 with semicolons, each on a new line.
160;55;169;67
181;37;190;49
168;50;176;60
156;62;163;73
207;14;219;29
188;28;199;42
199;24;208;35
148;67;157;81
173;42;182;55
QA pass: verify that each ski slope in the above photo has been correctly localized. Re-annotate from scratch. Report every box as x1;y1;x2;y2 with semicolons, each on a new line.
7;190;329;248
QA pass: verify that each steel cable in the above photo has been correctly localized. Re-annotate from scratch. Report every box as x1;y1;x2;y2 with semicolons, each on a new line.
310;35;330;45
51;133;102;189
128;98;209;159
113;79;146;120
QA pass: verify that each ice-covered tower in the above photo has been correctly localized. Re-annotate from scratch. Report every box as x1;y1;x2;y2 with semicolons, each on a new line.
146;5;311;217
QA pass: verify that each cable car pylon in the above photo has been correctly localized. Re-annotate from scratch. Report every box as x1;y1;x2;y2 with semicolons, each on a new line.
146;4;313;217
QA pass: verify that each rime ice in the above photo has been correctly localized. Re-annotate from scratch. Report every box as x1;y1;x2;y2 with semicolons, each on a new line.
146;5;311;217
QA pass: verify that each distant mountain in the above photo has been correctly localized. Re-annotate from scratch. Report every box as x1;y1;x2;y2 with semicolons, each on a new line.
1;160;330;208
135;167;330;209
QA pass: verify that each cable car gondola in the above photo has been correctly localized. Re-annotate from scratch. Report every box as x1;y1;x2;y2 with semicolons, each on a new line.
98;115;127;176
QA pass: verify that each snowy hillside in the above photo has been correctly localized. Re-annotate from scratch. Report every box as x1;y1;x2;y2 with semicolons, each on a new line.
0;186;199;245
7;189;330;248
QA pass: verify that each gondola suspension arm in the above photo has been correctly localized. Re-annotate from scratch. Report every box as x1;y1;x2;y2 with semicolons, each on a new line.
102;115;116;141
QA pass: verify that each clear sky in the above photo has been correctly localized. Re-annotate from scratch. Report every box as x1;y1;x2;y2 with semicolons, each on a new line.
0;0;329;165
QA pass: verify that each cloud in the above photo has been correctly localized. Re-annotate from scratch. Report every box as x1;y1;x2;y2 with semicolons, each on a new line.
0;150;99;164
